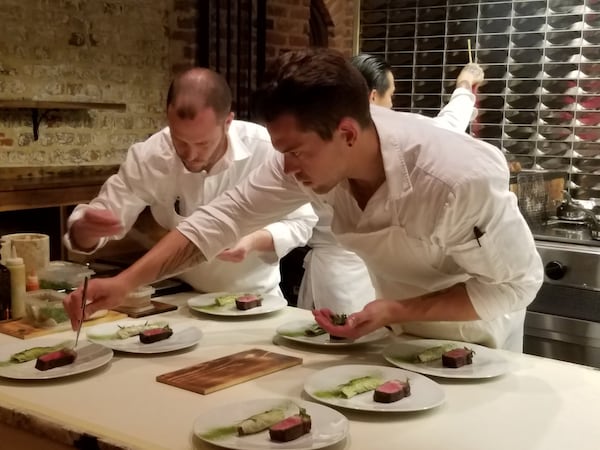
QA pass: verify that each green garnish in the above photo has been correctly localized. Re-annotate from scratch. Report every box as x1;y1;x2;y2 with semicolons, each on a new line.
330;314;348;326
88;321;168;340
199;425;237;440
9;341;72;363
314;375;383;399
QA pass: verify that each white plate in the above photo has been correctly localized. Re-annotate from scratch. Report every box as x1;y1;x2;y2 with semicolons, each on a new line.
193;398;348;450
86;320;202;354
277;320;391;347
304;364;445;412
187;292;287;316
0;338;113;380
382;339;511;379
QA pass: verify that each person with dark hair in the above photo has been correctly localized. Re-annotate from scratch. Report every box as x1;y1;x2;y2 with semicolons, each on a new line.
64;67;316;296
296;54;485;314
63;49;542;352
350;54;395;108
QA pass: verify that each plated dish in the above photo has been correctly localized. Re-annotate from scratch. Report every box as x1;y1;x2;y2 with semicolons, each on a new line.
193;398;348;450
276;320;391;347
86;320;202;354
304;364;445;412
0;338;113;380
382;339;511;379
187;292;287;316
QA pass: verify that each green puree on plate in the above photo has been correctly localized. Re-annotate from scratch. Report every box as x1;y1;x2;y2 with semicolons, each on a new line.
314;375;383;399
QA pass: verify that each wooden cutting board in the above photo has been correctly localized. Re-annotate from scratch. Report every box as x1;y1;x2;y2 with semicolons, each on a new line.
0;310;128;339
156;348;303;394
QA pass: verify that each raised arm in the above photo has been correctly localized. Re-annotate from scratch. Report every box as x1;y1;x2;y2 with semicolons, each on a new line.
63;152;311;328
64;140;157;253
434;63;484;133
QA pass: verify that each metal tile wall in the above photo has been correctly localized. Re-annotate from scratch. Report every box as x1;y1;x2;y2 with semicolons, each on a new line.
359;0;600;200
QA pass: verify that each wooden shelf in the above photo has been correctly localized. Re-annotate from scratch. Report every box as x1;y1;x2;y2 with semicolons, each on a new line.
0;99;126;110
0;99;126;140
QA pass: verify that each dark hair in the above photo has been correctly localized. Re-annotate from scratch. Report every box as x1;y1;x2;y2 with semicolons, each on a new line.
166;68;232;120
350;54;392;96
252;48;371;140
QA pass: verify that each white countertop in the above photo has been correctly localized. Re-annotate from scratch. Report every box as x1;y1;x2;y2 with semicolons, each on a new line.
0;293;599;450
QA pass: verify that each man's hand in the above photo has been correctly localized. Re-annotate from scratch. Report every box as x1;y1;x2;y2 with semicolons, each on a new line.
217;230;274;263
63;276;133;330
217;237;253;262
313;300;396;339
70;209;123;251
456;63;484;90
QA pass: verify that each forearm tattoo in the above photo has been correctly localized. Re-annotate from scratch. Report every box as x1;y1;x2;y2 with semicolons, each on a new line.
155;241;206;281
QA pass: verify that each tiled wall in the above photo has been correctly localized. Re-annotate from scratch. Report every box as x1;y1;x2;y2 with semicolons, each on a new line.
359;0;600;200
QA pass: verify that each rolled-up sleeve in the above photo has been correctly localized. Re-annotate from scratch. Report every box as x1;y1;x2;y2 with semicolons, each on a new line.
434;165;544;321
177;152;312;261
63;145;151;254
434;87;476;133
262;201;317;260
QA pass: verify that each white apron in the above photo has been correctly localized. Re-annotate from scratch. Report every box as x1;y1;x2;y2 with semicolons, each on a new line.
334;222;525;351
149;205;283;296
297;244;376;314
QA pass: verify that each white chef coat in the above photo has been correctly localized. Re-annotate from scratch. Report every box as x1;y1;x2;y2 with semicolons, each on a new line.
178;105;544;350
297;87;478;314
64;120;317;296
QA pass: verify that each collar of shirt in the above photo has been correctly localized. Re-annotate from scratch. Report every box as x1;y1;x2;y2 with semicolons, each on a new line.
168;120;253;177
369;104;414;201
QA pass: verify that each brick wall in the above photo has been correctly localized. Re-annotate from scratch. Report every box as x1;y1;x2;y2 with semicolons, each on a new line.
266;0;311;59
0;0;187;173
265;0;355;59
0;0;354;173
323;0;355;57
170;0;198;74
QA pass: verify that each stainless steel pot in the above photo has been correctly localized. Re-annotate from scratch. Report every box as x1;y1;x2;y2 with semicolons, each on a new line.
557;190;587;221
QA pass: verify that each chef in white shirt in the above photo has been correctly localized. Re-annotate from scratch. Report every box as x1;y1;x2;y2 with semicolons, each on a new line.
64;68;316;296
297;54;485;314
63;49;543;351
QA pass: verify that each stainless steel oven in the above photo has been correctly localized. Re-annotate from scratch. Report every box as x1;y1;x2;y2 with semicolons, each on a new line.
524;223;600;369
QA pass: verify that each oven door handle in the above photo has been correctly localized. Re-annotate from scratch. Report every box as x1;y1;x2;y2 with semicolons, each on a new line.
525;312;600;347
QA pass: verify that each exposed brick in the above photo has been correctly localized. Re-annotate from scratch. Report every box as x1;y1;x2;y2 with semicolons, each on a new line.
267;4;288;17
68;32;86;46
266;30;288;46
288;35;309;47
170;30;195;42
183;45;195;59
177;17;196;29
0;139;14;146
174;0;196;12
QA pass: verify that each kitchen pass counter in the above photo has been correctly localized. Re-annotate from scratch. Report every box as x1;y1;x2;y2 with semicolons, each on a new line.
0;292;598;450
